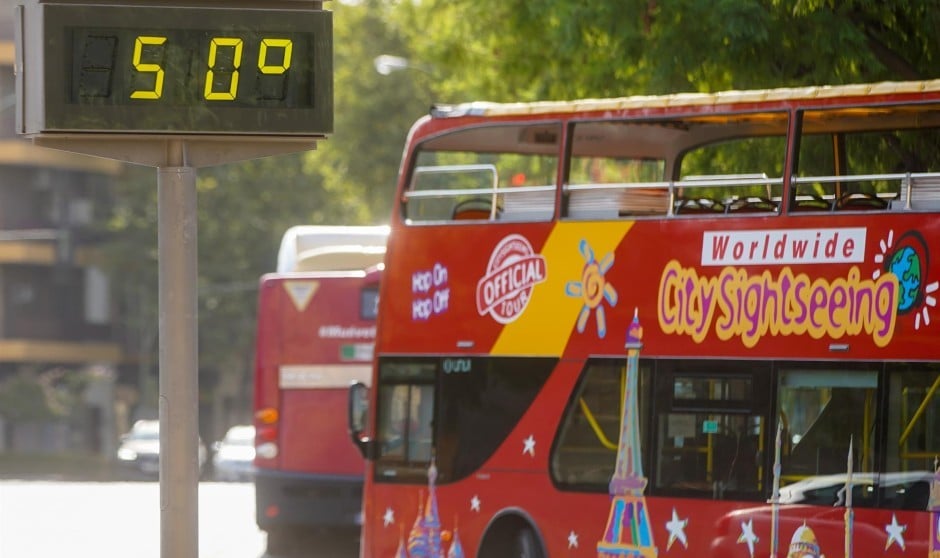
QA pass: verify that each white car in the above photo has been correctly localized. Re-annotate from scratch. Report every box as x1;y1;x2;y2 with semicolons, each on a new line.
116;419;208;479
777;470;933;510
212;425;256;482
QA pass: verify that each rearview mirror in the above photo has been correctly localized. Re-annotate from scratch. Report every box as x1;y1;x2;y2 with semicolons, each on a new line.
347;381;375;459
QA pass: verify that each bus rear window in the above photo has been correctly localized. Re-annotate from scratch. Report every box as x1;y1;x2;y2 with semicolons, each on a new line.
360;286;379;320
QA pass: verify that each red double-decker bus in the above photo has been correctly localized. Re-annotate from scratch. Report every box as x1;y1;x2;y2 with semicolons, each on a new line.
349;81;940;558
253;225;386;555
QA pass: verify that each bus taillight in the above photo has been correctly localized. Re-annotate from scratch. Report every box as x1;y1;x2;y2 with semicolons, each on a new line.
255;407;279;460
256;407;278;424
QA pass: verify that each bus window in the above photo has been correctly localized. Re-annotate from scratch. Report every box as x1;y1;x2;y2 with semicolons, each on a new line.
677;135;786;213
376;384;433;462
551;359;650;490
651;361;770;501
405;123;561;223
565;120;668;219
795;109;940;210
436;357;555;483
360;284;379;320
777;366;878;485
374;356;555;483
882;364;939;510
376;361;436;478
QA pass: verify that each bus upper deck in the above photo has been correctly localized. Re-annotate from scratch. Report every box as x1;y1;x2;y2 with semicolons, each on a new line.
400;79;940;224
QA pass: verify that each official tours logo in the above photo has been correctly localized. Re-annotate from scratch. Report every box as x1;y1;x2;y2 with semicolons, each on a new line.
476;234;547;324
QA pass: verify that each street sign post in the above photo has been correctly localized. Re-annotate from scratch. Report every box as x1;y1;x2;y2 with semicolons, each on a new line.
14;2;333;557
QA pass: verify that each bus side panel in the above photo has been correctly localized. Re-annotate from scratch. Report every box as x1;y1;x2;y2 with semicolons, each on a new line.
375;215;940;361
366;478;932;557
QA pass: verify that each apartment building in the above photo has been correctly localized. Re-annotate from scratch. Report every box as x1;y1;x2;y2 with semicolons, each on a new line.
0;3;124;456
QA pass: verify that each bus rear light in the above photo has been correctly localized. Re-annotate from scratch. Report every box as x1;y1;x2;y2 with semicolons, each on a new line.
256;423;278;459
255;407;279;424
257;442;278;459
257;424;277;442
265;504;280;519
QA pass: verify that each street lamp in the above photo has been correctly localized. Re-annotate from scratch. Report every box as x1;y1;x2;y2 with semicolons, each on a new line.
373;54;435;77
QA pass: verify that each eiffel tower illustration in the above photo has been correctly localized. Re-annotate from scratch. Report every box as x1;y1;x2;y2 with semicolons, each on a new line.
597;310;657;558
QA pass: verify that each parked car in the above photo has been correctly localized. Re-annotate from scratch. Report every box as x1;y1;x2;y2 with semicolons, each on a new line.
777;470;933;510
115;419;208;479
211;425;256;482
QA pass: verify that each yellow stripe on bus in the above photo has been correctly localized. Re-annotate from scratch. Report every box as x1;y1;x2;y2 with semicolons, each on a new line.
491;221;633;356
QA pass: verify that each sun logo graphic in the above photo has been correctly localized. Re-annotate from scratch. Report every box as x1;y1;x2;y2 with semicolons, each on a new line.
873;229;938;330
564;239;617;338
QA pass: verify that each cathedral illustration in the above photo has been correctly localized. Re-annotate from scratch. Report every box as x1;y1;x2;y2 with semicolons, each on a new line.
396;460;465;558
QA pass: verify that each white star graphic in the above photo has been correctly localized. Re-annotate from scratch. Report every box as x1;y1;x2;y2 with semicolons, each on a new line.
523;434;536;457
737;518;758;558
665;507;688;550
884;513;907;550
567;530;579;549
470;495;481;512
383;507;395;527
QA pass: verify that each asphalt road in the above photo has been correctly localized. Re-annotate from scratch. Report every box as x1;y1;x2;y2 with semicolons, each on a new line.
0;480;267;558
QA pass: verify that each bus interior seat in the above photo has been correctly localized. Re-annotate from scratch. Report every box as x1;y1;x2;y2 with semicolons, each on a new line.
674;197;725;215
725;197;778;213
836;192;889;210
452;198;495;220
792;194;833;212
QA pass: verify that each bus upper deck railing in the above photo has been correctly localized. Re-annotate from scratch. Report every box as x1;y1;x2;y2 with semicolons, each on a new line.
403;168;940;222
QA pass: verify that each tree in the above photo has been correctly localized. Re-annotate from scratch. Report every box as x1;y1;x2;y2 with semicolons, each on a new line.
397;0;939;102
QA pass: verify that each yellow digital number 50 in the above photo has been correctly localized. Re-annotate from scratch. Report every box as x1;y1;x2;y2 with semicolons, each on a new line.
129;35;294;101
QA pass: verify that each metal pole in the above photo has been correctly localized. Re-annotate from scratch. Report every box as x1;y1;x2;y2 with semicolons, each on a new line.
157;140;199;558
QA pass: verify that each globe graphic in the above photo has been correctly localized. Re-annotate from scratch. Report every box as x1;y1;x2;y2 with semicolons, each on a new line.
888;246;922;312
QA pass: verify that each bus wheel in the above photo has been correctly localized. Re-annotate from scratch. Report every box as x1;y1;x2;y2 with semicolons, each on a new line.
265;528;294;556
265;527;311;557
478;520;545;558
514;527;543;558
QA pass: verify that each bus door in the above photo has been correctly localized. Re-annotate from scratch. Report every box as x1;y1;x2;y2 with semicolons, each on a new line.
650;360;772;501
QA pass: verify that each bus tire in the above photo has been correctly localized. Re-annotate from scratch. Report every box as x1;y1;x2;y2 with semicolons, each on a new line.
265;528;293;556
514;527;543;558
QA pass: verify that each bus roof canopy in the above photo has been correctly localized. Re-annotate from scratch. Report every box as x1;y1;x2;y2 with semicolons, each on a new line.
435;79;940;118
276;225;389;273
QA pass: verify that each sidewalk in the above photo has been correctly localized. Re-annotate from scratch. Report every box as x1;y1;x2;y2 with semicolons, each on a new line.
0;452;119;481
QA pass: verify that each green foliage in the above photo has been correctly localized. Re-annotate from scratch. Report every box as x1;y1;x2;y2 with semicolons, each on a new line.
403;0;937;102
0;369;84;421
